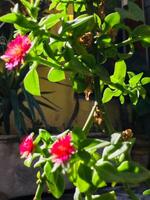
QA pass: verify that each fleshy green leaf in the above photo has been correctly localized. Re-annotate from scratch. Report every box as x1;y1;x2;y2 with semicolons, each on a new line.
96;161;121;182
108;143;129;159
92;168;107;188
111;60;126;83
0;13;37;30
24;68;41;96
117;161;150;184
119;95;125;104
116;1;144;22
102;12;120;32
76;163;92;192
47;68;65;82
141;77;150;85
24;154;33;167
129;72;143;87
111;133;121;145
40;13;62;29
143;189;150;196
44;162;65;199
102;88;114;103
132;25;150;45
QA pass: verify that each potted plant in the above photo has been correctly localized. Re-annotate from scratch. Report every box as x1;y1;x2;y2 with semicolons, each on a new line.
0;21;59;199
0;0;150;199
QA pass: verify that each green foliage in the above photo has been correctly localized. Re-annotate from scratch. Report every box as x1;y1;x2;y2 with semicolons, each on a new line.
143;189;150;196
48;68;65;82
115;1;144;22
1;0;150;199
102;12;120;32
24;66;41;96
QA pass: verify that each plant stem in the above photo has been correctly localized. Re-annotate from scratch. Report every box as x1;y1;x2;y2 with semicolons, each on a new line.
33;182;43;200
94;76;115;135
82;101;98;134
123;184;139;200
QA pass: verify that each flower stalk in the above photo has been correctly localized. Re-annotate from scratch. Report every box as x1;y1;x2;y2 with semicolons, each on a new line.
33;182;43;200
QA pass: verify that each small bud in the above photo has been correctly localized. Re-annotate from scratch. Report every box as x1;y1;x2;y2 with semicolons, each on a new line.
84;87;93;101
121;129;133;141
79;32;93;48
93;106;103;125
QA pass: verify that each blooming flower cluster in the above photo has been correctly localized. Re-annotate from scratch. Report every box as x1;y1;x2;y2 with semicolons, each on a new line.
19;133;75;164
1;34;31;70
19;133;35;158
50;134;76;164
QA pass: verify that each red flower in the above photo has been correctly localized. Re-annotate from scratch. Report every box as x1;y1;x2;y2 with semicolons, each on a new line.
1;34;31;70
19;134;35;157
50;134;75;164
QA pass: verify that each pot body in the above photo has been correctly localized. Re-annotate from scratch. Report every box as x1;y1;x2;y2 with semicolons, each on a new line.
0;135;37;199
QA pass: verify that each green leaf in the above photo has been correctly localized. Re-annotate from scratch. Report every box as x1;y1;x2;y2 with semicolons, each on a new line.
108;143;129;160
0;13;19;23
68;15;94;29
129;72;143;87
34;156;47;168
63;47;74;61
102;12;120;32
40;13;62;29
24;154;33;167
94;14;102;28
102;88;114;103
127;71;135;79
143;189;150;196
72;127;85;145
117;161;150;184
141;77;150;85
24;153;39;167
78;150;91;163
111;60;126;83
92;191;116;200
116;1;144;22
64;57;88;74
92;168;107;188
0;13;37;30
132;25;150;45
44;162;65;199
76;163;92;192
63;14;95;37
130;90;139;105
81;53;96;68
81;138;110;152
20;0;32;10
111;133;121;145
102;88;121;103
39;129;51;141
47;68;65;82
34;129;51;144
119;95;125;104
24;68;41;96
96;161;121;183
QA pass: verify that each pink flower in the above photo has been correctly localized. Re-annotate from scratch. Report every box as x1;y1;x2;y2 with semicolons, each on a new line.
1;34;31;70
19;134;35;157
50;134;76;164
